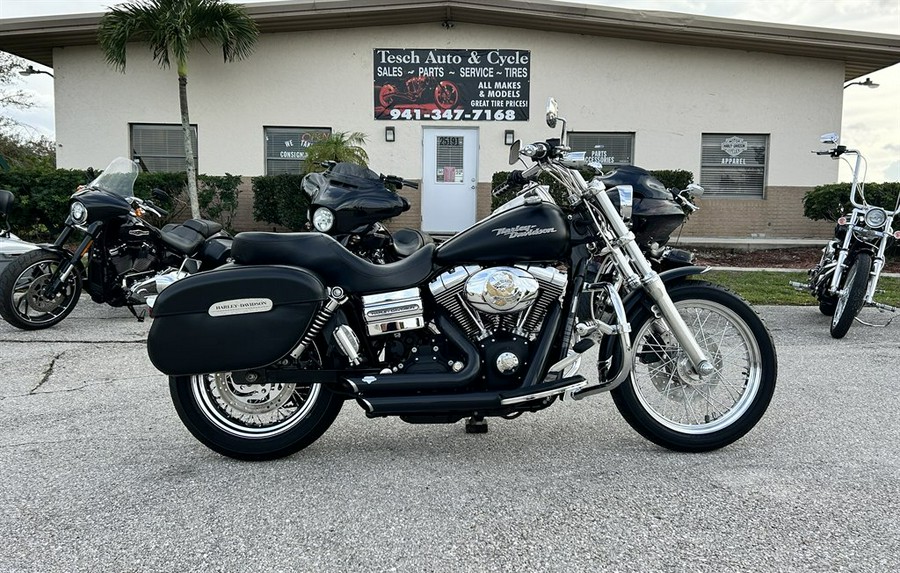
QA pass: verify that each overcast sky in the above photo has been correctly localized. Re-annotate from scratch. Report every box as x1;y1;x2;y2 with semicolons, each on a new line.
2;0;898;181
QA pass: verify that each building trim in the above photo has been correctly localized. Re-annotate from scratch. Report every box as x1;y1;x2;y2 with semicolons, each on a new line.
1;0;898;80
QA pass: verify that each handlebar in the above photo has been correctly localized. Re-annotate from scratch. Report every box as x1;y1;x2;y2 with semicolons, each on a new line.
382;174;419;190
131;197;168;218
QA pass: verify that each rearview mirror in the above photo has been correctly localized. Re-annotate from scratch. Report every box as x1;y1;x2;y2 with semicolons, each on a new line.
820;132;840;145
546;97;558;129
508;140;521;165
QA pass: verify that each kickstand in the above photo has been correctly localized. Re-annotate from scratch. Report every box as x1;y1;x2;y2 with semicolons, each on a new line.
465;415;488;434
128;305;146;322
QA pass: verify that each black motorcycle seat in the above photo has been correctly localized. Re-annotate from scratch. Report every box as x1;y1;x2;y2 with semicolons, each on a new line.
0;189;14;217
183;219;223;237
392;228;434;258
160;225;205;255
232;232;436;293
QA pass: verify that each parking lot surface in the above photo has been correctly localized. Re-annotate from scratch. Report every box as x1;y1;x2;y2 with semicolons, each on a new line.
1;302;898;572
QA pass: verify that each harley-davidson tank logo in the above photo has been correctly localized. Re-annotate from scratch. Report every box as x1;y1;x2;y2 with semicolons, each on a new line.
128;229;151;237
208;298;273;317
492;225;557;239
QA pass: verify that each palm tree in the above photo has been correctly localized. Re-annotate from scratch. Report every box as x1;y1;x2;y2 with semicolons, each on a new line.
98;0;258;218
302;131;370;174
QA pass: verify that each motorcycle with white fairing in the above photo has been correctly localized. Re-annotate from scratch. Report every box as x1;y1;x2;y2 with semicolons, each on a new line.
147;98;778;460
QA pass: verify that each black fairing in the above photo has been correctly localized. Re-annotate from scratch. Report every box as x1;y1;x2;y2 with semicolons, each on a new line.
309;163;409;234
147;265;326;376
436;203;569;265
71;188;131;223
600;165;686;247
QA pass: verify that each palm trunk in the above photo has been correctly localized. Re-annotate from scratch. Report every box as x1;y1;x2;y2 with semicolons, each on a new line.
179;73;201;219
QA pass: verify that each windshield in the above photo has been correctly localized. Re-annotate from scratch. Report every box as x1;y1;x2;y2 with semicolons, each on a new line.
87;157;139;198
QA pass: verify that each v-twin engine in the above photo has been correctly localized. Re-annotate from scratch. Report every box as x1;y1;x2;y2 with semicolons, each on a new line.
429;265;567;341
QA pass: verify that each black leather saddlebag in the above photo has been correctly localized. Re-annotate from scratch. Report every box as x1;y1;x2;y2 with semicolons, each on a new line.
147;265;326;376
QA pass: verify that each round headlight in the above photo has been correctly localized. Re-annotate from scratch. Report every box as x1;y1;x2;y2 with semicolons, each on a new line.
70;201;88;224
312;207;334;232
864;208;887;229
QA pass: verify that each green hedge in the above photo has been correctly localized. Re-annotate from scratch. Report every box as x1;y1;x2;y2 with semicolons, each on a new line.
490;168;694;211
803;182;900;222
251;174;309;231
0;167;242;241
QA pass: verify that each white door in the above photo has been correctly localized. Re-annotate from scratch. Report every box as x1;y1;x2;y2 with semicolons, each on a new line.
422;127;478;233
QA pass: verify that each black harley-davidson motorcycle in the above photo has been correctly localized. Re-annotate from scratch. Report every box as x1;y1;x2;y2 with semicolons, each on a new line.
302;161;433;263
147;99;777;460
0;157;232;330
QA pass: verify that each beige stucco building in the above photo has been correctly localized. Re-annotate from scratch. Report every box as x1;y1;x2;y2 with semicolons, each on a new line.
2;0;899;238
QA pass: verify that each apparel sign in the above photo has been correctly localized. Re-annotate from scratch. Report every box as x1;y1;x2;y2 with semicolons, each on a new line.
374;48;531;121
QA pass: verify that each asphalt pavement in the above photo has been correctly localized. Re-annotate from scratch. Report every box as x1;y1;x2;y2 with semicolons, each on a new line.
1;299;899;573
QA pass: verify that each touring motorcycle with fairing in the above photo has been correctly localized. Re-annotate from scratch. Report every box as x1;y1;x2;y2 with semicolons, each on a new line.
147;99;777;460
0;158;233;330
302;161;433;263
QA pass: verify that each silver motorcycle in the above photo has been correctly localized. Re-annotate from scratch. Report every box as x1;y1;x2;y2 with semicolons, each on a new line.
791;134;899;338
0;189;38;276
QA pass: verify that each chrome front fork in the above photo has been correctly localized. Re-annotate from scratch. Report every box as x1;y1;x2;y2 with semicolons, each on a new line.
588;182;714;378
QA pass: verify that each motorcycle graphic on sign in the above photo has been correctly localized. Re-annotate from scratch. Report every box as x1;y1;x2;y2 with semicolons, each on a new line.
378;75;461;110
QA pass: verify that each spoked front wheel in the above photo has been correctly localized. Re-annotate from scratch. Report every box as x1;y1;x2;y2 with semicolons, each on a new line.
611;281;777;452
0;249;82;330
830;252;871;339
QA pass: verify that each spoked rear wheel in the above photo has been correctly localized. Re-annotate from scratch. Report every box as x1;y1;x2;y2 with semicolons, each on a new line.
611;281;777;452
0;249;81;330
830;253;871;339
168;343;343;460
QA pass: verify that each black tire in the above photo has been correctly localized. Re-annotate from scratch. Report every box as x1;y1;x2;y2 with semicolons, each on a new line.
0;249;82;330
818;296;837;316
830;252;871;339
168;341;343;460
611;281;777;452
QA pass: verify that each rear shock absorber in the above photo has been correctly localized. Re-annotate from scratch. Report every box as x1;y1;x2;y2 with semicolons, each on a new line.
290;287;346;359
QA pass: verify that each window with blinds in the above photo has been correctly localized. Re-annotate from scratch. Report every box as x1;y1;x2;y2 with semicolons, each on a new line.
700;134;769;197
265;127;331;175
130;123;198;173
567;132;634;167
434;135;465;183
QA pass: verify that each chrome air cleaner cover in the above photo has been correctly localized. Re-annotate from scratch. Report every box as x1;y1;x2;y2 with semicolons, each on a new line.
464;266;539;314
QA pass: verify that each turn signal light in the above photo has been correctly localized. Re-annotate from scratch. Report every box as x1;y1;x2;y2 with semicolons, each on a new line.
894;230;900;239
837;217;847;226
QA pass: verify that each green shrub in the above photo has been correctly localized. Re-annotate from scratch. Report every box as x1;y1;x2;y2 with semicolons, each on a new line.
0;166;242;241
197;174;242;233
0;168;88;240
251;174;309;231
803;182;900;222
650;169;694;191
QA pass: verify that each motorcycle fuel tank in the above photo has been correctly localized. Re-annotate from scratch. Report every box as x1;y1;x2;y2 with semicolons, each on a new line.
436;202;569;265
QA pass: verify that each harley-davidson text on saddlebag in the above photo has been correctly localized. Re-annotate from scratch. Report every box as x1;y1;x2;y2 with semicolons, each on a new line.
147;265;326;375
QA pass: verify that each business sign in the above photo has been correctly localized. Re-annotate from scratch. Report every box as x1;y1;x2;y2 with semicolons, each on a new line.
374;48;530;121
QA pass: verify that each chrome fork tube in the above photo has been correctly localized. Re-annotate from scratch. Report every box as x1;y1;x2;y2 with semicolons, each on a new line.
591;187;714;377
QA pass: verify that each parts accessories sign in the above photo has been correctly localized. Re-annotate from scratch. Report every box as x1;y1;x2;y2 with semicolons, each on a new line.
374;48;530;121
